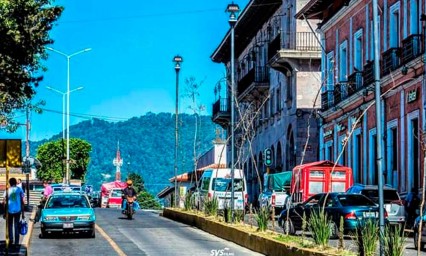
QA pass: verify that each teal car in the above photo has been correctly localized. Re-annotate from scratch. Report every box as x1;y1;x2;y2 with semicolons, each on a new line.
40;191;96;238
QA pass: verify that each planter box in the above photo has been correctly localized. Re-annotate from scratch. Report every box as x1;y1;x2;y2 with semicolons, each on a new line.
162;208;350;256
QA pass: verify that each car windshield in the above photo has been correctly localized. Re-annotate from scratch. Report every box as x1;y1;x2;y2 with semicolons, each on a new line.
110;190;122;198
361;189;399;203
212;178;244;192
337;194;376;206
46;194;90;208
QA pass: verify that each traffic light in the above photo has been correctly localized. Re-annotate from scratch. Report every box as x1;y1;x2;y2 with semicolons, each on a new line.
264;148;272;166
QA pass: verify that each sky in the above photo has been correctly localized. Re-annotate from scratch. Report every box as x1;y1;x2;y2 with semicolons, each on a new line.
2;0;249;141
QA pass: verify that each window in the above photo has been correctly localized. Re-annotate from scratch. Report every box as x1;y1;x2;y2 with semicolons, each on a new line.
389;3;400;48
354;29;363;71
339;41;348;81
276;87;281;112
326;52;334;91
410;0;420;34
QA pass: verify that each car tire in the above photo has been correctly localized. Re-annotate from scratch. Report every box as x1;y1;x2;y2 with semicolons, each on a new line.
89;229;95;238
414;230;425;250
282;218;295;235
40;229;48;239
329;221;338;239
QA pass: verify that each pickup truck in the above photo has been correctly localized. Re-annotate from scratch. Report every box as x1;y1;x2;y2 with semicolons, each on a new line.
258;172;291;215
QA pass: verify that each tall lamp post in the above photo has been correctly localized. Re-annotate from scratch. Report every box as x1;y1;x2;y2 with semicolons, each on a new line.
46;47;91;184
173;55;183;207
226;2;240;222
46;86;84;140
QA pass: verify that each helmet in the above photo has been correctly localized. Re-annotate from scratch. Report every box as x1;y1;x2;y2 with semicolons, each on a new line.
126;180;133;185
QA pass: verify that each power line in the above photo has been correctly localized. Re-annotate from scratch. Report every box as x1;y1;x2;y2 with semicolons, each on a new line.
40;107;130;122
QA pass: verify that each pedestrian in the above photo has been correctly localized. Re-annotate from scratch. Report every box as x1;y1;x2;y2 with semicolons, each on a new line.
2;178;25;246
32;180;53;223
405;187;420;228
17;178;25;195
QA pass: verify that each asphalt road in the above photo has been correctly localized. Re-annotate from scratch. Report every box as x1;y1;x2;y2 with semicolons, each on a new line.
29;208;263;256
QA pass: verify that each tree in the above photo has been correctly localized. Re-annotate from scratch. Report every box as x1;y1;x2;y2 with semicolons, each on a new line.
0;0;63;130
36;138;91;182
137;191;161;210
126;172;144;193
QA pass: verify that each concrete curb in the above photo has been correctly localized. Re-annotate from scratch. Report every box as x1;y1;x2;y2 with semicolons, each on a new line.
162;208;350;256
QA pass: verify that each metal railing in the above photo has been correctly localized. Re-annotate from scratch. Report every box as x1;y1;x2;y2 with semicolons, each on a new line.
401;34;423;64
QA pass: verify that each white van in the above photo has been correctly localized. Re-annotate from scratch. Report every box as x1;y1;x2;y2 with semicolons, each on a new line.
195;168;247;211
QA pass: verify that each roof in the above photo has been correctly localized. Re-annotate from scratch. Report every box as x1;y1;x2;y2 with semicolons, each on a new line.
295;0;348;21
157;186;174;199
292;160;347;170
211;0;281;63
197;163;226;171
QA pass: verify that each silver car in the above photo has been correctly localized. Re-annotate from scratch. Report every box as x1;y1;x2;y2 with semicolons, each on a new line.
346;184;405;227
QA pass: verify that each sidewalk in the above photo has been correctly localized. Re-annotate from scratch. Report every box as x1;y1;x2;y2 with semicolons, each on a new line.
0;206;37;256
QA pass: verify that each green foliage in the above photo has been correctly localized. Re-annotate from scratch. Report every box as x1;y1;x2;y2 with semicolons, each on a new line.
255;206;270;232
136;190;161;210
308;210;331;248
183;192;192;211
126;172;144;193
354;218;379;256
31;113;217;196
383;225;406;256
36;138;91;182
234;210;244;223
204;196;218;216
0;0;63;127
338;215;344;250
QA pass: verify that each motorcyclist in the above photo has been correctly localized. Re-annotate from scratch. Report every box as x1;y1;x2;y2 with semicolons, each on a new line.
121;180;137;213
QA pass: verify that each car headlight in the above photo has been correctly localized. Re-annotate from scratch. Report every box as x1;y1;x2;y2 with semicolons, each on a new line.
43;216;58;221
78;215;92;221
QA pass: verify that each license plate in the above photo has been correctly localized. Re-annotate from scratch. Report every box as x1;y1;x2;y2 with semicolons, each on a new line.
363;212;376;218
63;223;73;228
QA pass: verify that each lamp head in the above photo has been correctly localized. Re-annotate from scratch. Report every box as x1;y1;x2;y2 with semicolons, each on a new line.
226;2;240;25
173;55;183;71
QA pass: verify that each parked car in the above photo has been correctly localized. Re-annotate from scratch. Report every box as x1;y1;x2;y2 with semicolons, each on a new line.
346;183;405;228
278;192;386;239
89;191;101;208
413;209;426;250
40;191;96;238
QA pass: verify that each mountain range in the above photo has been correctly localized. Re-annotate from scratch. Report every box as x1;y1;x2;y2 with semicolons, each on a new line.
30;112;218;196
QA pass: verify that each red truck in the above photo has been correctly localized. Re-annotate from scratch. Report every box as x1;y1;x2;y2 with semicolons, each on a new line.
100;181;127;208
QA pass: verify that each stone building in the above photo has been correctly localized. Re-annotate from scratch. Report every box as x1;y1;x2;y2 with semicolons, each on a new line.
211;0;322;206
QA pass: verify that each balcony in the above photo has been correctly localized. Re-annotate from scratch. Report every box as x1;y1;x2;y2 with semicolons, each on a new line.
333;82;348;105
347;71;363;96
321;90;333;111
268;34;281;61
401;34;423;64
362;61;374;87
237;66;270;101
269;32;321;70
381;47;401;76
212;98;230;129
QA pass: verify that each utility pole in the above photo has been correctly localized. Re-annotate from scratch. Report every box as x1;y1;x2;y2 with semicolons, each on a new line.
25;106;30;209
372;0;385;254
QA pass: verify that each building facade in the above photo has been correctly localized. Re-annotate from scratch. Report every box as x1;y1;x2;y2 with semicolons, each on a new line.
297;0;426;196
211;0;322;206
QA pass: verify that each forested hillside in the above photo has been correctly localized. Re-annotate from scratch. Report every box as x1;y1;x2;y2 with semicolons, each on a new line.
31;112;218;195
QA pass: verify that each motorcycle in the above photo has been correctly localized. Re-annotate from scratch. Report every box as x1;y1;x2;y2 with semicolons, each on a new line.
123;196;135;219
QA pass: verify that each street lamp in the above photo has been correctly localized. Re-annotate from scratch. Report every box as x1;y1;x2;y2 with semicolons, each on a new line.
46;86;84;140
173;55;183;208
46;47;91;184
226;2;240;222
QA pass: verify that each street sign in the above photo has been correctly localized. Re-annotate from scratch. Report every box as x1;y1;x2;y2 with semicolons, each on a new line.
264;148;272;167
0;139;22;167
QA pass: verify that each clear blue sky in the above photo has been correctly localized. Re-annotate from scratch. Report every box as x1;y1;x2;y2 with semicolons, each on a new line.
2;0;249;141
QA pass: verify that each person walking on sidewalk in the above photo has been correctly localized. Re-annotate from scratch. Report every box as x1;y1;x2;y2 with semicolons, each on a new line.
2;178;25;245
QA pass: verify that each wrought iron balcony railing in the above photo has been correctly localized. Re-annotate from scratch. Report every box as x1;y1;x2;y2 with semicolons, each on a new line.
347;71;363;96
401;34;423;64
282;32;321;51
321;90;334;111
363;61;374;87
381;47;401;76
333;82;349;105
212;98;230;128
237;66;269;96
